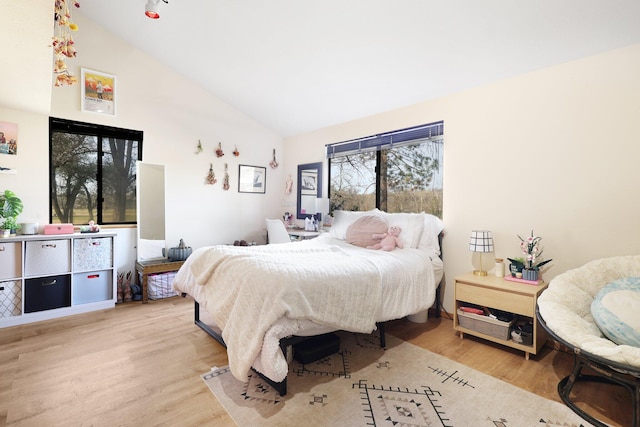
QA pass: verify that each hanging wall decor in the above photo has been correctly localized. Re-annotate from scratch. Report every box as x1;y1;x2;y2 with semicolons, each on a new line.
233;146;240;157
52;0;81;86
81;68;116;115
195;140;203;154
284;174;293;195
205;163;217;185
215;142;224;158
223;163;230;191
269;148;279;169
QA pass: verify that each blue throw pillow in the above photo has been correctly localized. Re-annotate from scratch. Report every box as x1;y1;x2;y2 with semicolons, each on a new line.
591;277;640;347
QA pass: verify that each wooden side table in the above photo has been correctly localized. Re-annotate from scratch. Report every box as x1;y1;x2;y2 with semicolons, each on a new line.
453;272;549;359
135;259;185;303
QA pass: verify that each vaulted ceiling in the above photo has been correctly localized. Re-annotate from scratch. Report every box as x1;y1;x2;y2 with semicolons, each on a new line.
5;1;640;136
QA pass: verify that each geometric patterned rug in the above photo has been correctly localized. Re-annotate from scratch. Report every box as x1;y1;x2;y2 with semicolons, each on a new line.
202;331;593;426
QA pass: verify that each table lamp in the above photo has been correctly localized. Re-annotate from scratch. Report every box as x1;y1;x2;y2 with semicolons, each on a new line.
469;230;494;276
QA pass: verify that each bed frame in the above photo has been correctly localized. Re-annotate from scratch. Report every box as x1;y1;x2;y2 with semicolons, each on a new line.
189;232;444;396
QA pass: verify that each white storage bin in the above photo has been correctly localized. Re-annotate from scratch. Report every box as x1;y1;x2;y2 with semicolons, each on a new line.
73;271;113;305
0;241;21;280
73;237;113;271
148;271;178;300
25;239;71;277
0;280;22;318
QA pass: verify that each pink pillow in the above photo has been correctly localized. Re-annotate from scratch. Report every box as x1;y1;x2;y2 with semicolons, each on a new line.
345;215;389;248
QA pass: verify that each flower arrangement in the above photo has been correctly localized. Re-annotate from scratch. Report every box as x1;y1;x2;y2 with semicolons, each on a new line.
508;230;552;272
52;0;81;86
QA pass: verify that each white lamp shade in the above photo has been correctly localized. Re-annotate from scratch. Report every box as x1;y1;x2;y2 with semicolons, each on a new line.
469;230;494;253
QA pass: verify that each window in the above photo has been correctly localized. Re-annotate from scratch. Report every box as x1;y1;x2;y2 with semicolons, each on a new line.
327;121;443;217
49;117;143;225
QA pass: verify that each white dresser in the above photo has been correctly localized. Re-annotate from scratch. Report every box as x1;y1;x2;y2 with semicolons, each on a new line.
0;232;116;327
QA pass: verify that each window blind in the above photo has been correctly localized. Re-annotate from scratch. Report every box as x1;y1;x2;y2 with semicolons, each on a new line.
325;121;443;158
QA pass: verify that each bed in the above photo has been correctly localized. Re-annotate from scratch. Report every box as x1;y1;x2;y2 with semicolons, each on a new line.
172;210;444;395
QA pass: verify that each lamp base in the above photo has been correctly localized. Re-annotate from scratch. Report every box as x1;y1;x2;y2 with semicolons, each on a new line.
473;270;488;276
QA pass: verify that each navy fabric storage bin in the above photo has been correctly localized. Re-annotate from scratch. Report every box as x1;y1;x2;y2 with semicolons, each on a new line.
25;274;71;313
293;333;340;364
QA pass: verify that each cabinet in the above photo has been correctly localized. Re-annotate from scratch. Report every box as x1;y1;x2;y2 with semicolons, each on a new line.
0;232;116;328
453;273;549;359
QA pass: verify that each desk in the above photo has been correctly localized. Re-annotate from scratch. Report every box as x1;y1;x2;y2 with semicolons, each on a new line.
287;230;321;240
135;259;185;303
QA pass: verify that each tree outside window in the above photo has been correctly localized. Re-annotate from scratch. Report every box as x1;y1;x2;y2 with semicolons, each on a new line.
50;118;142;225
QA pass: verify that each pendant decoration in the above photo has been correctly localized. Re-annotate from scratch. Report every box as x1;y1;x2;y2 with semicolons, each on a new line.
285;174;293;194
205;163;217;185
195;140;203;154
233;146;240;157
215;142;224;158
223;163;230;191
269;148;279;169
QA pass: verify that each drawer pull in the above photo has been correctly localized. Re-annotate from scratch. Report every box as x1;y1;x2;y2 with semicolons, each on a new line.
91;241;101;246
0;246;5;251
87;274;100;279
42;279;57;286
42;244;57;249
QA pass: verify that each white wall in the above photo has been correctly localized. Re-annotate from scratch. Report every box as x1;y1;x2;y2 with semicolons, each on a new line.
284;43;640;313
0;8;287;276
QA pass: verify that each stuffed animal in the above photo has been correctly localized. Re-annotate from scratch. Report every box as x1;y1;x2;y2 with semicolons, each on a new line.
367;226;403;251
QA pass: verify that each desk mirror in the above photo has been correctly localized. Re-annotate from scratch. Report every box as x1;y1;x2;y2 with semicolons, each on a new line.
297;162;322;219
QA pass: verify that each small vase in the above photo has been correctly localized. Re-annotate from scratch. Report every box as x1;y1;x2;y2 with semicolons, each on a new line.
522;269;538;281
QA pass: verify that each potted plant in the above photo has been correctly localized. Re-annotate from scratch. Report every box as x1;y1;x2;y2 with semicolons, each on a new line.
509;230;552;281
0;190;24;236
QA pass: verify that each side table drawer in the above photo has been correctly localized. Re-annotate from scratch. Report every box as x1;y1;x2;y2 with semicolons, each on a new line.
25;239;71;277
456;282;533;316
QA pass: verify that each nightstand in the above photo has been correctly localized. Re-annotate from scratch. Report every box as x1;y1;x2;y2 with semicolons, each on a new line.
453;273;549;359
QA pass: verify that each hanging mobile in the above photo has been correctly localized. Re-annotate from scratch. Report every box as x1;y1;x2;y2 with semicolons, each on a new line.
223;163;230;191
215;142;224;158
205;163;217;185
269;148;279;169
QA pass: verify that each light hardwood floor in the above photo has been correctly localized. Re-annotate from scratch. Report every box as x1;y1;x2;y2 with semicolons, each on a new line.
0;296;630;426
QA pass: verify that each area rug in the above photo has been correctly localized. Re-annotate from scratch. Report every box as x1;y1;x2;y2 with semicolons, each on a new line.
202;331;592;426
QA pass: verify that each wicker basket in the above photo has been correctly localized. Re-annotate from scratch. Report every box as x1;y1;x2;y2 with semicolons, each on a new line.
457;309;514;340
147;271;178;300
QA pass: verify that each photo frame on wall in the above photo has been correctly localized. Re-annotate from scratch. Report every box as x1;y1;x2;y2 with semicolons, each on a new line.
81;68;116;116
238;164;266;194
300;169;318;195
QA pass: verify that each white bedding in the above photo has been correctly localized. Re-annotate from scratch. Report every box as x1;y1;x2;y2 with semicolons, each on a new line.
173;233;443;383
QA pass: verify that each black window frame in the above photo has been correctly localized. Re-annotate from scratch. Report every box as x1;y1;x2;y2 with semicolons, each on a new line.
49;117;143;225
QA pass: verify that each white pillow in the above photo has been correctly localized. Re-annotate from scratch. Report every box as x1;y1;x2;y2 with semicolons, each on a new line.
591;277;640;347
378;211;425;249
418;213;444;255
330;209;381;240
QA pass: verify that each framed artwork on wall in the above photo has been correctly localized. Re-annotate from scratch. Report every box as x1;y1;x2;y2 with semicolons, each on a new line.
238;164;266;194
81;68;116;116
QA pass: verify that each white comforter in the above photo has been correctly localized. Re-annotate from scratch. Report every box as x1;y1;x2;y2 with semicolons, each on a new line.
173;234;442;382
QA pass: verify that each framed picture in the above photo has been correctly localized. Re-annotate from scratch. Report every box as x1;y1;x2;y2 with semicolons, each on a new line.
300;169;318;195
238;164;266;194
81;68;116;115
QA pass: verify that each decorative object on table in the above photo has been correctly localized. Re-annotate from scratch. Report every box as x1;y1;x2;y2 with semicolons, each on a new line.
223;163;230;191
164;238;192;261
205;163;217;185
52;0;80;86
469;230;494;276
269;149;279;169
80;220;100;233
0;121;18;155
494;258;505;278
233;146;240;157
0;189;24;237
195;140;203;154
215;142;224;158
508;230;552;282
238;164;266;194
